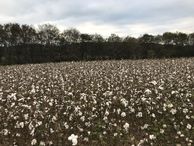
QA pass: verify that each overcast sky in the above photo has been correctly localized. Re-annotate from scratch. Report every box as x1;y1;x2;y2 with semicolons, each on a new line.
0;0;194;37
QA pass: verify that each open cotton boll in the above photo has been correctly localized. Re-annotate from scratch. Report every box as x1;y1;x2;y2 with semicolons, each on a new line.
123;123;129;131
145;89;152;94
31;139;37;145
121;112;126;117
150;80;157;85
68;134;78;145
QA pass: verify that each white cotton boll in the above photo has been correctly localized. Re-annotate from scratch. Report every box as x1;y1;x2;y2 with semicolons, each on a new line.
78;111;82;116
113;123;117;127
171;91;178;95
187;124;192;130
80;116;85;122
16;133;21;137
163;124;167;128
28;122;34;130
48;141;53;145
149;134;156;140
103;116;108;121
141;97;146;102
137;112;143;117
80;93;87;101
92;107;96;111
141;124;149;130
19;122;24;128
68;134;78;145
105;110;109;116
170;109;177;115
151;113;156;118
103;91;113;97
2;129;9;136
64;122;69;129
103;131;107;135
49;102;53;106
69;115;73;121
167;103;173;108
150;81;157;85
158;86;164;90
113;96;117;100
129;107;135;113
187;75;191;79
79;128;83;132
85;122;91;127
117;108;121;114
121;112;126;117
145;89;152;94
177;131;181;135
8;93;17;100
30;128;35;136
50;128;54;133
106;101;110;106
156;96;161;100
160;129;164;134
52;116;57;122
24;114;29;120
74;106;80;113
15;122;20;128
40;141;46;146
31;139;37;145
36;121;42;127
120;98;128;107
163;106;167;111
137;139;145;146
83;137;89;142
155;89;158;94
183;108;188;114
123;123;129;131
11;103;15;107
30;85;36;93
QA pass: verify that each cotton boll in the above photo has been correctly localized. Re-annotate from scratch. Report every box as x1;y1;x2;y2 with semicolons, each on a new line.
145;89;152;94
31;139;37;145
187;124;192;130
149;134;156;140
123;123;129;131
121;112;126;117
40;141;46;146
137;112;143;117
150;81;157;85
68;134;78;145
170;109;177;115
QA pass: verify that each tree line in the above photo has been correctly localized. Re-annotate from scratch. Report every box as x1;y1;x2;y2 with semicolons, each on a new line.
0;23;194;65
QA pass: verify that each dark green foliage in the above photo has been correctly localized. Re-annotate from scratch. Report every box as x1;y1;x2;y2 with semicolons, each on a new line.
0;23;194;65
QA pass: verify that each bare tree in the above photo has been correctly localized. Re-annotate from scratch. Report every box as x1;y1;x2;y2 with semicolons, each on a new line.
107;34;122;42
91;34;105;42
21;24;37;44
38;24;60;45
61;28;81;44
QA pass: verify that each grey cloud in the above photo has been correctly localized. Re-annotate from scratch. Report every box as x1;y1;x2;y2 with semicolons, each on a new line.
0;0;193;36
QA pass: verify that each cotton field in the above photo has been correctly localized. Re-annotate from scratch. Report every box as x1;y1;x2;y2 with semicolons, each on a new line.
0;58;194;146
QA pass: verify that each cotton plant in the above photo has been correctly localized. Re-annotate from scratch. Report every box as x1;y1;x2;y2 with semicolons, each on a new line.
0;58;194;145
